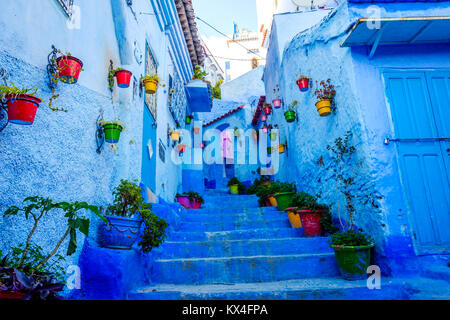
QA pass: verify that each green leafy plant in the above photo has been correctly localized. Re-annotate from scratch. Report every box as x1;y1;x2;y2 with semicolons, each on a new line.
142;74;160;82
287;100;298;110
212;79;223;99
106;180;168;253
2;196;104;289
193;65;208;80
289;192;327;212
253;181;296;207
329;229;373;247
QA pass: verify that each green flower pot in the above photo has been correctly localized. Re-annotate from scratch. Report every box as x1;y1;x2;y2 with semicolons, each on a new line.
284;110;296;122
330;244;374;280
185;116;192;124
103;123;123;143
229;184;239;194
273;192;295;211
267;147;272;154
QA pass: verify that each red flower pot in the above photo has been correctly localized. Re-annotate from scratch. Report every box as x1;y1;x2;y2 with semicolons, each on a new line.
262;126;269;133
0;291;26;300
297;210;323;237
115;69;132;88
6;94;41;125
191;199;202;209
176;196;191;209
272;99;282;108
264;106;272;115
296;77;309;92
261;115;267;122
177;144;186;153
56;56;83;84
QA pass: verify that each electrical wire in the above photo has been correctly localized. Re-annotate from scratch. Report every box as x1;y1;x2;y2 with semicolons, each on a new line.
209;55;266;61
195;16;265;59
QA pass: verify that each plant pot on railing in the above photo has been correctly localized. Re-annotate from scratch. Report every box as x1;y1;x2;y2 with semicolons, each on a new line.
331;243;374;280
114;69;132;88
5;94;42;125
103;122;124;143
284;110;296;123
315;99;332;117
296;77;310;92
274;192;295;211
297;210;324;237
56;55;83;84
272;99;282;108
98;215;143;249
284;207;302;228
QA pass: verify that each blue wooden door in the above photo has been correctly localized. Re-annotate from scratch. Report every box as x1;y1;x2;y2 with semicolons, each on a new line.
384;71;450;255
141;105;157;194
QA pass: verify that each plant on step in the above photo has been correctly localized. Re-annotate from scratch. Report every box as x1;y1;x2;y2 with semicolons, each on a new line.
227;177;246;195
314;79;336;117
104;180;168;253
1;196;104;299
326;131;378;280
192;65;208;81
185;191;204;205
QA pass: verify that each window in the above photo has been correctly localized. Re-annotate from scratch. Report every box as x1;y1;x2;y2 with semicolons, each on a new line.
56;0;74;17
145;44;158;120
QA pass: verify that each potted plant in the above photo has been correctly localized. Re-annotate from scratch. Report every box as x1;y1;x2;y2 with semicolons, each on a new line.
170;130;180;141
284;100;297;123
192;65;208;81
290;192;329;237
185;115;194;125
326;131;377;280
193;127;200;134
111;68;133;89
263;103;272;115
99;180;168;251
261;114;267;122
56;53;84;84
329;230;374;280
279;143;286;154
100;120;125;143
273;182;297;211
227;177;246;195
0;82;42;125
176;191;204;209
2;196;104;300
177;144;186;153
314;79;336;117
296;75;310;92
270;125;278;141
272;85;282;108
142;74;160;94
284;207;302;229
234;127;240;137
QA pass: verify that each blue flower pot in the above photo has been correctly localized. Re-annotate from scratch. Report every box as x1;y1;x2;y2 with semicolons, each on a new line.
99;215;142;250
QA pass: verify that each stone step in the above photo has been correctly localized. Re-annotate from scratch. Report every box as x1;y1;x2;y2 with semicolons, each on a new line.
129;278;415;300
178;217;291;232
184;207;279;217
151;253;339;284
170;227;304;241
159;237;333;259
182;210;284;223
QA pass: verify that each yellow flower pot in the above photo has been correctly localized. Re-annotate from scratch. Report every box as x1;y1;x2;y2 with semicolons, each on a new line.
315;99;331;117
279;144;285;154
229;184;239;194
268;195;277;207
285;207;302;228
170;131;180;141
143;79;158;94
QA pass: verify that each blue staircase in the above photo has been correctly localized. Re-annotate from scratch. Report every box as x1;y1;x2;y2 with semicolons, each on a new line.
127;192;432;300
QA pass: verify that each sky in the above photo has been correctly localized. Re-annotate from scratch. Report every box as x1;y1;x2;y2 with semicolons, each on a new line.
191;0;258;38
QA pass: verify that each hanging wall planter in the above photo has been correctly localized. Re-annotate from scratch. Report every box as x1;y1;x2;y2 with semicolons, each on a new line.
185;115;193;124
56;55;83;84
5;93;42;125
284;110;296;123
194;127;200;134
170;130;180;141
102;122;124;143
177;144;186;153
279;143;286;154
115;69;132;88
261;114;267;122
314;79;336;117
296;76;310;92
264;104;272;115
272;99;282;108
142;74;160;94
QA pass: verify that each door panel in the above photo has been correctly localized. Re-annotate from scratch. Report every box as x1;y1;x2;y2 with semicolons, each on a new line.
384;71;450;254
141;105;157;193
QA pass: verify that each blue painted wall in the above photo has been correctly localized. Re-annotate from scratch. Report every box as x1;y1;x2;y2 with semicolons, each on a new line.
0;0;194;297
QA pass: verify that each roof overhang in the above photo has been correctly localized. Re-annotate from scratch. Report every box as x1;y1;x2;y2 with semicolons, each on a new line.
185;79;213;112
342;16;450;58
